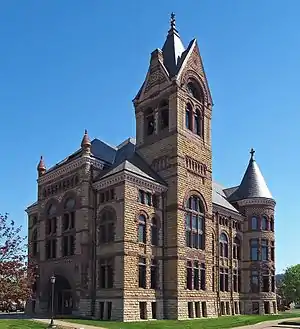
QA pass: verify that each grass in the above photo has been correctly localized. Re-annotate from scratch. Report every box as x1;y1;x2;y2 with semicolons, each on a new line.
64;313;300;329
0;320;46;329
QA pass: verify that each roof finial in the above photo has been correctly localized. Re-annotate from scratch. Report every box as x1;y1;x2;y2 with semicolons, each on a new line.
250;148;255;160
170;12;176;30
37;155;46;176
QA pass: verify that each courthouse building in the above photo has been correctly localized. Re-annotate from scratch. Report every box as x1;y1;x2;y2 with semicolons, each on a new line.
26;14;277;321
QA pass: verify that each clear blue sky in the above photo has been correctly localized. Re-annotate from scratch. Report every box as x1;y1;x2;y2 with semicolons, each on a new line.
0;1;298;274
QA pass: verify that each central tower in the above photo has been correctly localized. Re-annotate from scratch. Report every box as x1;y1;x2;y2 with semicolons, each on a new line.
133;14;214;319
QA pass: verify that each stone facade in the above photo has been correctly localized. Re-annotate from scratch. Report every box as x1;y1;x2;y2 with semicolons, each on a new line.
26;15;277;321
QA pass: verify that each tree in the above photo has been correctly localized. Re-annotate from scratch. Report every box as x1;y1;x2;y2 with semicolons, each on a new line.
0;213;36;303
281;264;300;305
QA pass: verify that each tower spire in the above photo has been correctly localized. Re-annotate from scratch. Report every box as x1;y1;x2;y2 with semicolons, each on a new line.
170;12;176;32
162;13;185;77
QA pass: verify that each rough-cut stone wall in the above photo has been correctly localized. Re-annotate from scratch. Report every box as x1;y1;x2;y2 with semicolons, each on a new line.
239;199;276;315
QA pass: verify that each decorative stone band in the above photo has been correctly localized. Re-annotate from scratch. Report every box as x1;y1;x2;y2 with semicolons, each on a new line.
93;171;168;194
237;198;276;208
37;156;105;185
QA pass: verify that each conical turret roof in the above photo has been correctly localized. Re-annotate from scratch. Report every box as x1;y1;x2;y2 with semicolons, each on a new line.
228;149;273;202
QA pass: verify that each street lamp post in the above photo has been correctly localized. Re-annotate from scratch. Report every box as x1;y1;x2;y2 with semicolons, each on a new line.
49;274;56;328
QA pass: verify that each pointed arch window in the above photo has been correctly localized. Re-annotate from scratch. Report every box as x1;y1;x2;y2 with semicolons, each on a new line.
98;209;115;244
186;104;192;130
219;233;228;258
185;195;205;250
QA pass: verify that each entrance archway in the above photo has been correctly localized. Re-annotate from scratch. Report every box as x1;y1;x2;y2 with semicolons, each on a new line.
48;275;74;315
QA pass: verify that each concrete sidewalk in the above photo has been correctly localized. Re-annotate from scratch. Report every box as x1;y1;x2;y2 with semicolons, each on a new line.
32;318;107;329
32;317;300;329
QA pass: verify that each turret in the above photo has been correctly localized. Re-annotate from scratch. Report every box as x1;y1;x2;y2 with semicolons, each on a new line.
37;156;46;177
229;149;276;315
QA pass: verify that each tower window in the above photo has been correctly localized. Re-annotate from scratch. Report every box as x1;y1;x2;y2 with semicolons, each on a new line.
159;100;169;130
194;109;203;137
251;216;259;230
186;104;192;130
187;81;203;102
250;239;259;261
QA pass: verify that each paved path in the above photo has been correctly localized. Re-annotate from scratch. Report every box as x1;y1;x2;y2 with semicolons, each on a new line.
33;318;107;329
33;317;300;329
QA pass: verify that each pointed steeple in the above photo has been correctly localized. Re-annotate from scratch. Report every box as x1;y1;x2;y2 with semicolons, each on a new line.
162;13;185;77
229;149;273;202
37;156;46;177
81;129;91;155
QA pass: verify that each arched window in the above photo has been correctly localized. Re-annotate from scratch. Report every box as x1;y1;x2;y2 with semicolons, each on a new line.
194;108;203;137
63;198;76;232
138;214;146;244
145;107;155;136
62;197;76;257
159;100;169;130
219;233;228;258
251;216;258;230
47;204;57;217
187;81;203;102
32;229;38;257
99;209;115;244
46;204;57;235
185;104;192;130
151;217;158;246
185;195;205;250
46;203;57;259
261;216;268;231
233;236;241;260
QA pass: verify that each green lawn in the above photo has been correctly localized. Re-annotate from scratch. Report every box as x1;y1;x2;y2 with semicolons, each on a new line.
65;313;300;329
0;320;46;329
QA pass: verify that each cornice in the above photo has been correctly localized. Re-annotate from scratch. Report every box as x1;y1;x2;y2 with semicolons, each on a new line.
38;157;105;185
26;203;38;214
213;204;244;220
238;198;276;208
93;171;167;193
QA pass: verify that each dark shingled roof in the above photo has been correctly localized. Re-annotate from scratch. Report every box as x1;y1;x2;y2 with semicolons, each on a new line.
212;182;239;213
228;154;273;202
161;16;185;77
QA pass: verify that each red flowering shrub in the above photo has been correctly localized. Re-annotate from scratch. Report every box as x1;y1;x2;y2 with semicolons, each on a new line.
0;213;36;302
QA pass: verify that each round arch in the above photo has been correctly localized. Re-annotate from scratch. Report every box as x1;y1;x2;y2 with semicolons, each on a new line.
42;270;76;315
182;189;208;212
43;198;59;217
